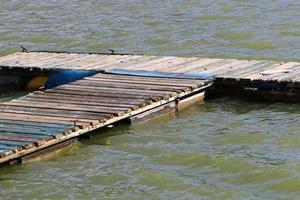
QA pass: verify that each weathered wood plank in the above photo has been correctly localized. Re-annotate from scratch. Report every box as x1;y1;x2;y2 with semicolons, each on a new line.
25;92;150;106
0;52;49;66
245;62;295;81
96;56;158;70
0;119;73;129
0;112;92;127
170;58;221;73
84;77;199;89
13;53;76;68
3;101;128;116
0;105;111;121
0;132;50;143
69;80;190;92
224;61;280;80
92;73;205;85
46;88;162;101
207;60;254;75
189;59;238;73
56;85;176;98
78;55;132;70
22;96;140;110
121;56;177;70
138;57;198;71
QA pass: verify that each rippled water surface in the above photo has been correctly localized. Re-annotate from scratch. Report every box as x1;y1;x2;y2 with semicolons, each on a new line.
0;1;300;199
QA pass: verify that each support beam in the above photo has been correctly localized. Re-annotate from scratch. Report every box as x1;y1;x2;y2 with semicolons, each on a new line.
176;91;205;112
129;102;176;124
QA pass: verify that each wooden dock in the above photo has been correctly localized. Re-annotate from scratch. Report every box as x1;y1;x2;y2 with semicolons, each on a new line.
0;51;299;85
0;50;299;164
0;72;211;165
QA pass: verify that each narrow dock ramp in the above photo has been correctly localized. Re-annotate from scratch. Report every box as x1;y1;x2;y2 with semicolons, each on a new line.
0;73;211;165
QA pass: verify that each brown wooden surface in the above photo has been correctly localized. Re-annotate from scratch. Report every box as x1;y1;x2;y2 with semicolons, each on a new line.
0;52;298;84
0;72;210;164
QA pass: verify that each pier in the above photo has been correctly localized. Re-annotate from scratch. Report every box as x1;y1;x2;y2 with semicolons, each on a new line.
0;51;299;165
0;71;211;164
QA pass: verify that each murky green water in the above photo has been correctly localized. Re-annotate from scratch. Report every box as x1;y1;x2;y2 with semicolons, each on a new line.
0;1;300;199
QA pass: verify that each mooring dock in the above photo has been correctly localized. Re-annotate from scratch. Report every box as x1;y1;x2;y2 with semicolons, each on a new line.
0;72;211;164
0;51;299;84
0;51;299;165
0;51;299;101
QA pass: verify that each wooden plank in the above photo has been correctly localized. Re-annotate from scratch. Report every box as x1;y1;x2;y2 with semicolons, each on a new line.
95;56;158;70
70;80;191;92
13;53;76;68
170;58;222;73
64;55;125;70
0;126;62;137
45;54;105;69
241;62;283;79
0;119;73;129
0;144;18;151
0;132;48;145
92;73;205;85
247;62;297;81
22;96;140;110
78;78;193;91
188;59;238;73
0;112;93;127
84;77;199;89
0;105;111;121
79;55;133;69
0;140;31;147
11;95;132;112
157;57;202;72
25;92;150;106
138;57;198;71
224;61;280;79
86;55;144;70
120;56;177;70
201;60;252;75
0;52;25;62
46;88;162;101
3;101;128;116
269;63;300;82
56;85;177;98
0;52;49;66
0;121;71;132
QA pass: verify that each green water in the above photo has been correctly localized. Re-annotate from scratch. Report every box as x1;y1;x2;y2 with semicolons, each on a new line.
0;1;300;199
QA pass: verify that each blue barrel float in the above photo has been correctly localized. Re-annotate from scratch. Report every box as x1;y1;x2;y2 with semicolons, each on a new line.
45;70;95;89
26;70;95;90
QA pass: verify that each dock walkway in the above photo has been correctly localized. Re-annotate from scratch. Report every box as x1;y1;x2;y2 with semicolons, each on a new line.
0;51;299;164
0;72;210;164
0;51;299;85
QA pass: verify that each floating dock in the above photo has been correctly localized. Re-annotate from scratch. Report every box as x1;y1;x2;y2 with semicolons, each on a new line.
0;51;299;84
0;51;299;101
0;51;299;165
0;72;211;164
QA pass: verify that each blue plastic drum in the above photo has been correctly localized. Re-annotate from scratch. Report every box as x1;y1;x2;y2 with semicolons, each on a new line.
45;70;95;89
